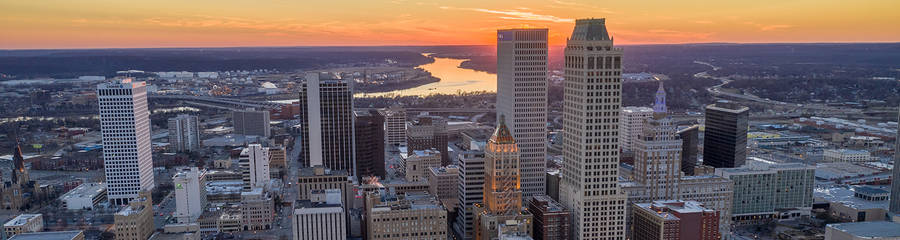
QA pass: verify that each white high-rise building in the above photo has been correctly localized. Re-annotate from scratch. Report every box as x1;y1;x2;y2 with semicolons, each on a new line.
168;114;201;152
293;189;346;240
98;78;155;205
173;167;207;223
379;105;407;146
240;144;270;190
620;107;653;153
559;18;627;240
496;28;549;197
452;150;486;240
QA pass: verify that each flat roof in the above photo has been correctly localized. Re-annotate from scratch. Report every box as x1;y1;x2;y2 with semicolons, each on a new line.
827;221;900;238
59;183;106;201
8;231;83;240
815;186;888;211
4;214;41;227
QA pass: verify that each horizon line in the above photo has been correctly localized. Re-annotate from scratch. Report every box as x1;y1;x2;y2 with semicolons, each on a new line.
3;41;900;51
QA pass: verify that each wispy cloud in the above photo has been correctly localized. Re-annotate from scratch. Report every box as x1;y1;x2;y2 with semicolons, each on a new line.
547;0;616;14
693;20;714;24
441;6;573;23
745;22;793;31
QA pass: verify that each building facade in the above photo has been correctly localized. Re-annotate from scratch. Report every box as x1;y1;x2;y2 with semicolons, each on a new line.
620;107;654;153
379;105;407;146
702;101;749;168
98;79;155;205
823;149;874;163
293;189;346;240
59;182;107;210
474;120;534;240
114;192;154;240
496;28;549;197
454;150;486;240
3;214;43;238
715;159;815;224
402;149;442;182
426;165;459;209
632;82;682;201
299;72;356;175
174;167;207;223
406;115;450;165
354;110;386;178
365;192;447;240
168;114;201;152
239;144;270;191
241;188;274;231
232;109;271;138
677;125;700;176
559;18;628;240
632;200;720;240
528;195;571;240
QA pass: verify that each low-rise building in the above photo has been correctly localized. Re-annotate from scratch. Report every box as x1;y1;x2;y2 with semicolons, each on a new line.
3;214;43;238
401;149;442;182
365;191;447;240
632;200;720;240
426;165;458;209
240;188;274;231
825;221;900;240
293;189;346;240
815;185;890;222
59;183;107;210
114;192;154;240
715;158;815;224
7;231;84;240
526;195;570;240
824;149;874;163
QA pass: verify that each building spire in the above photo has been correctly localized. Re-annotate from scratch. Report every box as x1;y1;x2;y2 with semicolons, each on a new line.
653;80;667;116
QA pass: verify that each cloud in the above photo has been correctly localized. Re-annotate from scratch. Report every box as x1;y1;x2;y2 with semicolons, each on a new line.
441;7;573;23
745;22;793;31
693;20;714;24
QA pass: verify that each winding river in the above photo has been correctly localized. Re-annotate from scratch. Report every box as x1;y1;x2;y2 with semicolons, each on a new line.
357;54;496;97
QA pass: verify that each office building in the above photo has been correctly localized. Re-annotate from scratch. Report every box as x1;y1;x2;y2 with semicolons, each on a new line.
632;82;681;200
715;159;815;224
815;185;891;222
401;149;442;182
677;175;734;235
114;192;154;240
241;188;274;231
59;182;107;210
621;107;654;153
474;120;534;240
7;231;84;240
496;28;549;197
454;150;486;240
3;214;43;238
632;200;719;240
354;110;386;178
232;109;271;138
527;195;571;240
365;191;447;240
546;171;560;201
825;221;900;240
299;72;356;174
168;114;201;152
268;146;287;173
98;79;155;205
298;166;352;212
891;105;900;214
293;189;346;240
407;115;450;165
174;167;207;224
703;101;749;168
824;149;874;163
239;144;270;191
559;18;628;240
379;105;407;146
677;125;700;176
427;165;459;209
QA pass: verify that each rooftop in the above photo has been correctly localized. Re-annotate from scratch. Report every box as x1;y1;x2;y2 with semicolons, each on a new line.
8;231;84;240
814;185;888;210
3;214;42;227
827;221;900;238
570;18;611;41
59;182;105;201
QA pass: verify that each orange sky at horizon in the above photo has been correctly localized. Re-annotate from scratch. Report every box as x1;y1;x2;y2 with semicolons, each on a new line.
1;0;899;49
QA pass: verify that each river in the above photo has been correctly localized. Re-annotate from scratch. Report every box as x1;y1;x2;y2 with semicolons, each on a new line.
357;54;496;97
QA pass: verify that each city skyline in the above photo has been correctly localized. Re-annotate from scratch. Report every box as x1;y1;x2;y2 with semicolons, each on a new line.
3;0;900;49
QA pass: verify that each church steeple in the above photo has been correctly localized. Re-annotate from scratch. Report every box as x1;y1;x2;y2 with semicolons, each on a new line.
653;81;667;117
11;139;27;185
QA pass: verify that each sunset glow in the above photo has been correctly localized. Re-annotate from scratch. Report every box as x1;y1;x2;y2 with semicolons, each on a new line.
2;0;899;49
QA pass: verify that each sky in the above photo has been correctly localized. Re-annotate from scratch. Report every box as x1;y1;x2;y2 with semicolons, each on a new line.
1;0;899;49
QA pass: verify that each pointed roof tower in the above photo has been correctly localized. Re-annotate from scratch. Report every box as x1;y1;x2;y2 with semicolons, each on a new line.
653;81;667;118
490;115;516;145
11;139;26;185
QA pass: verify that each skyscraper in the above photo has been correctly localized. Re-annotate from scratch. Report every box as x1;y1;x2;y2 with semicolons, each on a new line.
890;105;900;214
559;18;628;240
232;109;271;138
703;101;749;168
496;28;549;197
168;114;201;152
353;110;385;178
173;167;207;224
474;119;533;240
453;150;486;240
240;144;270;191
676;125;700;176
633;82;682;200
378;105;407;146
299;72;356;175
98;79;155;205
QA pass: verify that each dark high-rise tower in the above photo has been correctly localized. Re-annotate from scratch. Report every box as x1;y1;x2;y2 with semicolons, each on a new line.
406;115;450;165
299;72;356;176
354;109;385;179
677;125;700;175
702;101;749;168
